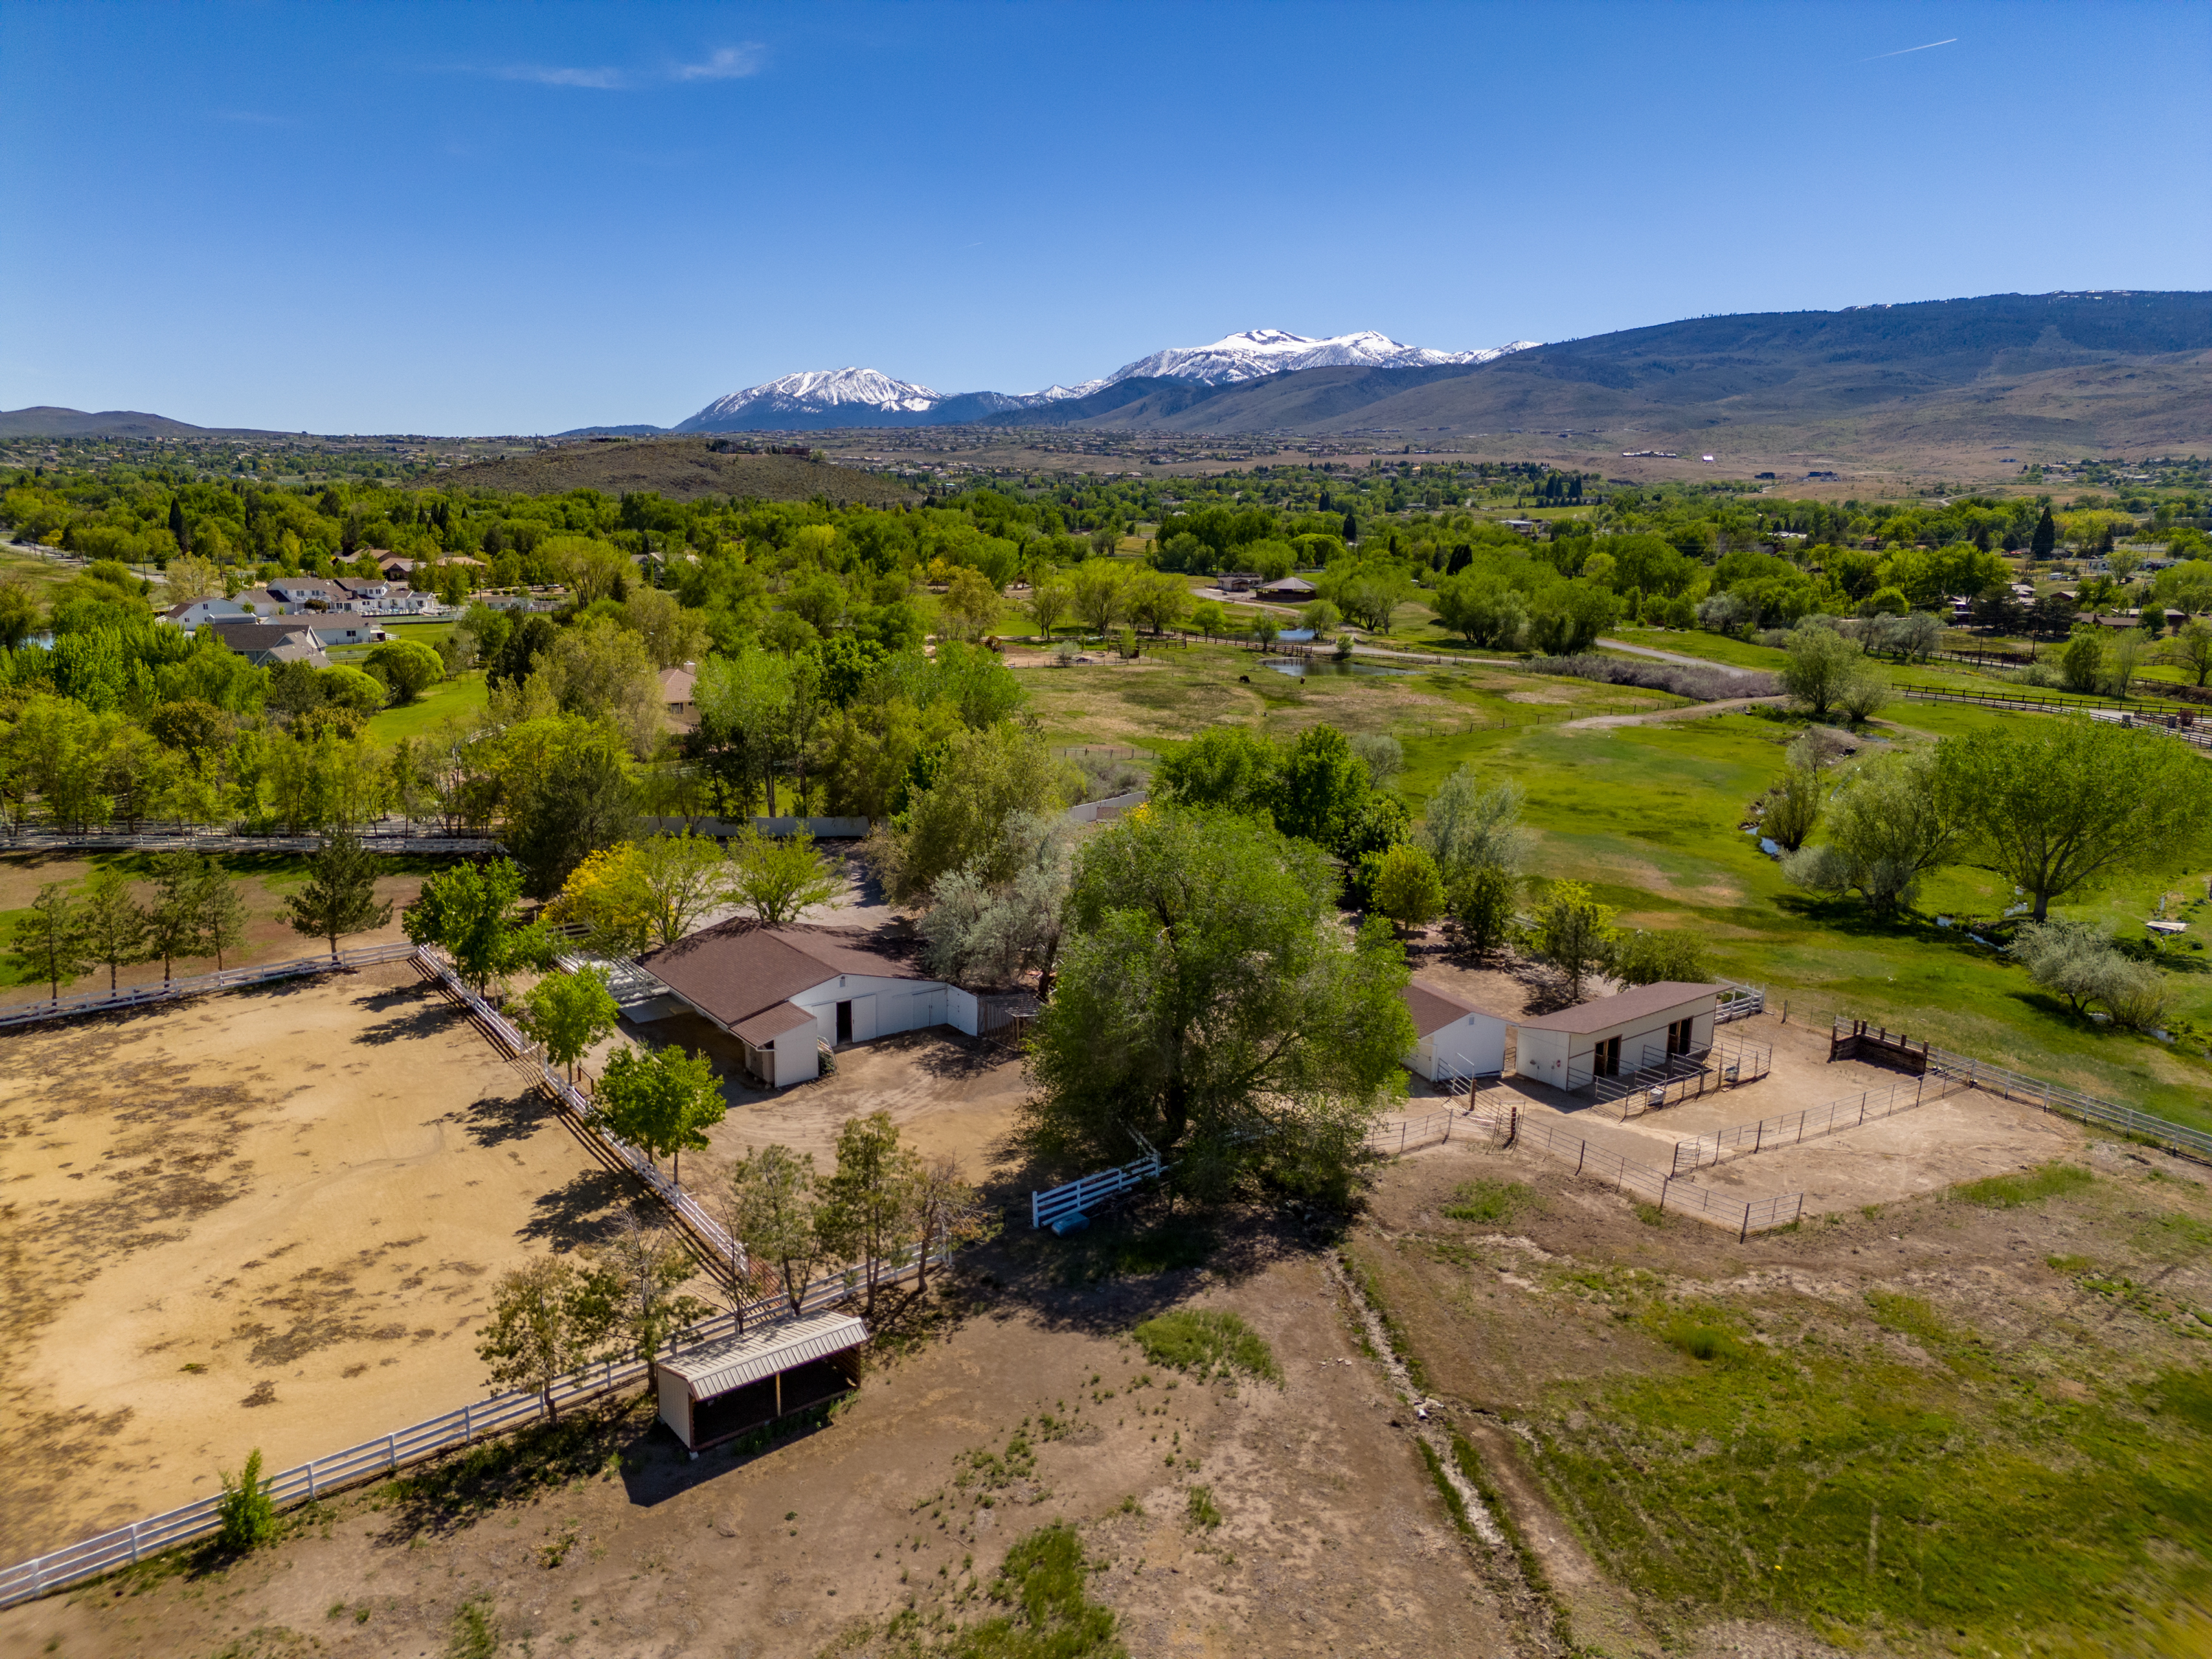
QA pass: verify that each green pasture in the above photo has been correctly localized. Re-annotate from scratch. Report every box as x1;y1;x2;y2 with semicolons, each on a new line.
365;670;488;742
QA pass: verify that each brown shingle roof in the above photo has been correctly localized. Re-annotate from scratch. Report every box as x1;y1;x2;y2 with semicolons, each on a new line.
1515;981;1717;1035
731;1000;820;1046
1402;978;1481;1038
636;922;926;1032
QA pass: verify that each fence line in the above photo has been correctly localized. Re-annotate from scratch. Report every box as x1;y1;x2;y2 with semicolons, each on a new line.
1714;978;1767;1024
0;1244;943;1612
1367;1107;1458;1158
1031;1152;1164;1229
0;941;422;1031
1919;1045;2212;1163
1670;1073;1969;1175
411;948;741;1267
0;826;499;854
1465;1106;1804;1240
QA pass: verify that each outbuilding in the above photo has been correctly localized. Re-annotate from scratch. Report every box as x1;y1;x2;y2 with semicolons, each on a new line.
1512;981;1719;1093
1400;979;1508;1084
1256;575;1317;600
655;1312;866;1455
636;921;964;1086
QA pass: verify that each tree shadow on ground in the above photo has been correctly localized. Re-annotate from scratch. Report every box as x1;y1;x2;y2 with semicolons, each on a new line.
902;1029;1018;1083
354;996;466;1047
518;1166;629;1251
445;1087;549;1150
371;1394;647;1543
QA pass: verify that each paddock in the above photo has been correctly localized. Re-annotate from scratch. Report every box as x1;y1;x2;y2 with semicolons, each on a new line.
0;961;615;1562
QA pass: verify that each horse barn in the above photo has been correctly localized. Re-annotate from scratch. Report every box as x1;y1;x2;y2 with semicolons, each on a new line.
655;1312;868;1455
1399;979;1509;1083
636;921;963;1087
1512;981;1719;1093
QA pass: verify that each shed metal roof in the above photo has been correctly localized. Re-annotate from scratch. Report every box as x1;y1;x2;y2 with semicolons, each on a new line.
1402;978;1486;1038
659;1312;867;1400
1514;981;1718;1035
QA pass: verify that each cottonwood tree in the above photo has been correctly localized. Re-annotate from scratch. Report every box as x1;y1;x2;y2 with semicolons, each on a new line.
279;830;392;962
1527;879;1615;1000
555;832;730;953
517;967;620;1082
939;567;1002;642
1938;717;2212;922
1783;750;1966;914
597;1043;725;1183
1024;806;1414;1206
476;1256;612;1421
1609;929;1710;985
816;1110;922;1318
726;827;844;924
1368;843;1445;933
2160;619;2212;687
1780;626;1884;722
890;725;1077;903
1026;580;1072;641
403;858;548;990
725;1144;824;1316
1068;561;1127;636
80;868;147;993
11;883;91;1001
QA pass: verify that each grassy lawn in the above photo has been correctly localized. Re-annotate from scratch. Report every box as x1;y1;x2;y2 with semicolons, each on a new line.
366;671;488;742
1606;626;1792;670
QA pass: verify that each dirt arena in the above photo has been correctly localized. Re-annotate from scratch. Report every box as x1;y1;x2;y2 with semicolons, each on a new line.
0;962;620;1561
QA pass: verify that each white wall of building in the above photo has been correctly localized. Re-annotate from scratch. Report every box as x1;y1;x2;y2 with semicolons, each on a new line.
1407;1011;1508;1081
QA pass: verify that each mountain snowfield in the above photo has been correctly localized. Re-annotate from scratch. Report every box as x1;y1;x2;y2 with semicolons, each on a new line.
674;329;1537;429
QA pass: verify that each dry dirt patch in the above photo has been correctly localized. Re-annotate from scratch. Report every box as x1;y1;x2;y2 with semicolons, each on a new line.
0;963;616;1558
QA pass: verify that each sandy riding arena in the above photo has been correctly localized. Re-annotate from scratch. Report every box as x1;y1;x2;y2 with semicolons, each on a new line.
0;963;619;1562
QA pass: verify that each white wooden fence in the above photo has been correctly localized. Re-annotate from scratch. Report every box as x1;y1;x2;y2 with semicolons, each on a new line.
0;827;498;854
0;941;422;1031
1713;978;1766;1023
1031;1151;1164;1229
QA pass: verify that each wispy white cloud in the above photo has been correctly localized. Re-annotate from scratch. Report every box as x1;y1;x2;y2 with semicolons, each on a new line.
1859;38;1958;63
671;45;763;83
493;63;630;89
473;44;765;91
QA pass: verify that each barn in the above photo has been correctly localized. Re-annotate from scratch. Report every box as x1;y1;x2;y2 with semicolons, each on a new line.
1512;981;1719;1093
636;922;959;1087
655;1312;867;1455
1400;979;1509;1084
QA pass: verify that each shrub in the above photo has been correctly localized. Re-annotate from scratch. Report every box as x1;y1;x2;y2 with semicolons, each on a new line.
1952;1163;2094;1208
1655;1315;1750;1363
1131;1310;1281;1384
1186;1486;1222;1530
1525;653;1775;703
216;1448;279;1552
2011;920;2171;1028
1610;928;1710;986
1442;1178;1531;1223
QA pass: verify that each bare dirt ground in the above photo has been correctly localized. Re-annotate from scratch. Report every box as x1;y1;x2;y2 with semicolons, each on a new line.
0;852;429;1009
1;1242;1535;1659
0;963;619;1560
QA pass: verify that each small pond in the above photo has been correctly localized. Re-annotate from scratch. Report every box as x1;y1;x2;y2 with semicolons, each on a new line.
1262;656;1411;678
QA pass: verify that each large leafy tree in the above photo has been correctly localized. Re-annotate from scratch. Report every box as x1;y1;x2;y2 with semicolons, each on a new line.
403;857;546;989
517;966;621;1081
1938;717;2212;921
11;882;92;1001
726;826;844;925
279;830;392;961
80;867;148;993
1024;806;1414;1204
723;1144;823;1317
815;1110;922;1317
475;1256;613;1421
597;1042;725;1183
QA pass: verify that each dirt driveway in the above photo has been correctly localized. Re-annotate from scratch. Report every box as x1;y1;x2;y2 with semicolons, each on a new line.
0;963;619;1560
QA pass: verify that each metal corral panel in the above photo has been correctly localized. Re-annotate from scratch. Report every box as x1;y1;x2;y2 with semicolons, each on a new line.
659;1313;867;1402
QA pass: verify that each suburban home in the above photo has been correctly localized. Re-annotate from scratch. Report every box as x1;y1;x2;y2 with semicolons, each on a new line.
661;661;698;728
203;621;332;669
1512;981;1719;1093
159;596;248;630
1400;979;1509;1083
1215;572;1264;592
636;922;967;1088
263;574;346;612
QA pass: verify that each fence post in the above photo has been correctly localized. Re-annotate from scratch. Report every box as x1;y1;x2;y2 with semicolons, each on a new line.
1740;1203;1751;1244
462;1403;471;1444
129;1521;140;1565
386;1433;397;1472
307;1461;317;1500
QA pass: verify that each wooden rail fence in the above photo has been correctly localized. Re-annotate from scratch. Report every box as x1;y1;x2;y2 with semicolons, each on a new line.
0;941;422;1031
1671;1074;1967;1175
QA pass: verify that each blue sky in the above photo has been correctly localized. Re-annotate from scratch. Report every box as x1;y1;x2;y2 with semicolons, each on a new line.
4;1;2205;434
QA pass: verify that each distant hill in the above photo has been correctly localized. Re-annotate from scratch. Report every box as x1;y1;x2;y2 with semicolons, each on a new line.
0;406;267;439
422;437;919;505
995;291;2212;451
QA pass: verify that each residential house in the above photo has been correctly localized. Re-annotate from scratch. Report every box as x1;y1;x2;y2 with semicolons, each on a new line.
158;597;249;630
204;621;333;669
661;661;698;729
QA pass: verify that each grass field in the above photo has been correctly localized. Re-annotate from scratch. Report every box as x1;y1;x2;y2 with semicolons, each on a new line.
365;669;488;742
1018;641;2212;1135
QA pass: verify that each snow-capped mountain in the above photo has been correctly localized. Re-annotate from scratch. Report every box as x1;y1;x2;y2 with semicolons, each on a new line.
679;368;945;428
673;330;1537;430
1104;329;1537;385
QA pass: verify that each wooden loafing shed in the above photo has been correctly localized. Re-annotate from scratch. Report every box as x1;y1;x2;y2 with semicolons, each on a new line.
1513;981;1719;1093
1401;979;1508;1082
655;1312;867;1455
